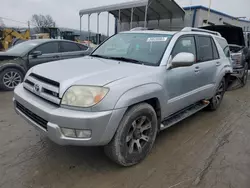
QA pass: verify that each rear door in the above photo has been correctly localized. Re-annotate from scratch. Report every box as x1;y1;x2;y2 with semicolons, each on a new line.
194;35;219;99
59;41;88;59
28;42;61;67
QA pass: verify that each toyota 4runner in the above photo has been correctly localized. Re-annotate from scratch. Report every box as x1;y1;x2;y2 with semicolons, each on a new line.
13;27;233;166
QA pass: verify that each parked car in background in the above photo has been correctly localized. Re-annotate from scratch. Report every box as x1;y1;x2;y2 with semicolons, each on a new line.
0;39;92;90
14;28;232;166
201;25;249;86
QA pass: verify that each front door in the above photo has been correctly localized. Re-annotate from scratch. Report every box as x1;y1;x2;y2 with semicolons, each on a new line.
164;36;200;117
28;42;61;68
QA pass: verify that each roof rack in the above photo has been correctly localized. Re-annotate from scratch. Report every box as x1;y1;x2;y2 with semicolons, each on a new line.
130;27;162;31
181;27;222;36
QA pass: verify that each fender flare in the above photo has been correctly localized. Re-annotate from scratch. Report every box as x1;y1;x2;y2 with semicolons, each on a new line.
114;83;165;112
0;63;26;75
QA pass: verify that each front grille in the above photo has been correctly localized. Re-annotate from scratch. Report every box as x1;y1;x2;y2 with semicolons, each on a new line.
23;73;60;105
30;73;60;87
16;102;48;130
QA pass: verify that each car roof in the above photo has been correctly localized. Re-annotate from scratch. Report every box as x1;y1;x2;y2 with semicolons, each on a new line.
23;39;80;45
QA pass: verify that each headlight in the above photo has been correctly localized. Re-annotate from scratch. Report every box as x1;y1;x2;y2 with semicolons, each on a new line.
61;86;109;107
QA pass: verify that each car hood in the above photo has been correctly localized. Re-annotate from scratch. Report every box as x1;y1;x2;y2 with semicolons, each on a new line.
32;56;154;94
200;25;245;46
0;51;21;61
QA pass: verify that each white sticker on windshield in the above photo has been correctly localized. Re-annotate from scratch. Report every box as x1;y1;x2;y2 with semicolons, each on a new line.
147;37;168;42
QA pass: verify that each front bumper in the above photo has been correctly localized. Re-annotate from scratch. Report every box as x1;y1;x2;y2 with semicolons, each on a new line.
232;67;244;77
13;84;126;146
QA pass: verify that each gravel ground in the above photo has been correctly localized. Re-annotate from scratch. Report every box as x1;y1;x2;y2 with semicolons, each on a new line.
1;78;250;188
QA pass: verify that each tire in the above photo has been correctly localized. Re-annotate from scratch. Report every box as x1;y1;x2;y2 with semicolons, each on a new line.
0;68;24;91
240;63;248;87
208;78;226;111
104;103;158;166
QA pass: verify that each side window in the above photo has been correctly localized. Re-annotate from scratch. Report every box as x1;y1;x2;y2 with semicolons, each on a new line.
224;46;230;58
60;42;81;52
197;36;213;62
78;44;88;51
215;37;230;58
172;36;196;58
33;42;59;54
211;39;220;59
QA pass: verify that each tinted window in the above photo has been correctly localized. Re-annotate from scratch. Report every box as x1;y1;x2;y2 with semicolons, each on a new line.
78;44;88;51
211;39;219;59
215;37;230;58
172;36;196;58
34;42;59;54
60;42;81;52
197;36;213;62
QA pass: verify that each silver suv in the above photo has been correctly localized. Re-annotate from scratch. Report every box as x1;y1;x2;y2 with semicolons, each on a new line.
13;28;233;166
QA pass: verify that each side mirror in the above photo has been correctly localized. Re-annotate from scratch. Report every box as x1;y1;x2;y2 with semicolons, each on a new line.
30;51;42;57
170;52;195;69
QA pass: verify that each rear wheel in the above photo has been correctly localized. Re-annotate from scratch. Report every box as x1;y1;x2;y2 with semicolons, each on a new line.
104;103;158;166
0;68;24;91
208;78;226;111
241;63;248;87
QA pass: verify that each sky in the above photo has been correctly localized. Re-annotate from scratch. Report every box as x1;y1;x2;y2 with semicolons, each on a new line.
1;0;250;35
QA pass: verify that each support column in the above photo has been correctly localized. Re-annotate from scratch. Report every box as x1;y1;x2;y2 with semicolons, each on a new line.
170;18;172;31
130;7;134;30
88;14;91;46
107;12;110;37
144;5;148;28
97;13;100;44
80;16;82;40
118;9;121;32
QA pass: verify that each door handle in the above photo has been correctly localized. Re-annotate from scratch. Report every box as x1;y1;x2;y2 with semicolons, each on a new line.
194;66;200;72
216;62;221;66
53;55;60;58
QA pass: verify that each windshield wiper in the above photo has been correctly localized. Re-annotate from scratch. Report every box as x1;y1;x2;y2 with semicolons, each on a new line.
107;57;145;64
90;54;112;59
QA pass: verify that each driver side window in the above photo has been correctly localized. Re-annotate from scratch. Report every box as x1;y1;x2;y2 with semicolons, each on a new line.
172;36;196;59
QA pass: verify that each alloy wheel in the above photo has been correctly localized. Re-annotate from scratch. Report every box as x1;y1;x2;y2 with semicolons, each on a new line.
3;71;22;89
126;116;152;154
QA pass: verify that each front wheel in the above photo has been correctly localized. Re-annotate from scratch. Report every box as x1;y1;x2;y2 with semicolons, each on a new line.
0;68;24;91
104;103;158;166
208;78;226;111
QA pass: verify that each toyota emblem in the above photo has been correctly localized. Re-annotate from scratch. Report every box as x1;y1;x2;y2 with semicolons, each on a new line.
34;84;40;93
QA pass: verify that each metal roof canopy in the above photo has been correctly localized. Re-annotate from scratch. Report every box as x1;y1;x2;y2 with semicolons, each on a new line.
79;0;185;21
79;0;185;45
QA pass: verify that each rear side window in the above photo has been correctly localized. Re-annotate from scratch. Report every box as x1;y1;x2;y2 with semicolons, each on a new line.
215;37;230;58
211;39;219;59
78;44;88;51
196;36;213;62
60;42;81;52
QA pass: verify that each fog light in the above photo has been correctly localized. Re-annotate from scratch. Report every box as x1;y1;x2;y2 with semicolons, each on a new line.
76;129;92;138
61;128;76;138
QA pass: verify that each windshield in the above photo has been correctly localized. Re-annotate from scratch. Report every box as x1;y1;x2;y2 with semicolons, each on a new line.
92;33;172;66
7;41;40;54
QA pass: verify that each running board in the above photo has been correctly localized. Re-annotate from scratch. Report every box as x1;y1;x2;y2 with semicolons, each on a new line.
160;100;210;131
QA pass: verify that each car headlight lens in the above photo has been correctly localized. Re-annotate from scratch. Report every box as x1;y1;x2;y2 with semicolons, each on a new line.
61;86;109;107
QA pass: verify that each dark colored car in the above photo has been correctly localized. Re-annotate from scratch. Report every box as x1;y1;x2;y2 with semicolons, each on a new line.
0;39;92;90
201;25;249;86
